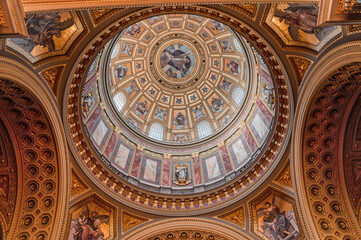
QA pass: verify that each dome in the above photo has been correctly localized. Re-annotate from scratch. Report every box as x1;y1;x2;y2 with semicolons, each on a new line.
81;13;275;195
77;10;283;211
106;14;252;146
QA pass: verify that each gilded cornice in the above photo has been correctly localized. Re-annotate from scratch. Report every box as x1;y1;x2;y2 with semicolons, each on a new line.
21;0;319;13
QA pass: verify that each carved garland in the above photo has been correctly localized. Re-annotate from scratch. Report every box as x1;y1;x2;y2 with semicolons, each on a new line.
65;6;291;214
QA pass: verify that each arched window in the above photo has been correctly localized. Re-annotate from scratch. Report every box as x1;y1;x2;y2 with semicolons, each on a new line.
232;87;245;106
197;120;212;139
149;122;164;141
113;92;126;111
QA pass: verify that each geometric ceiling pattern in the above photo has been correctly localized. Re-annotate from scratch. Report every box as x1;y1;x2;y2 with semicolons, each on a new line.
107;14;251;144
1;1;361;240
70;6;292;215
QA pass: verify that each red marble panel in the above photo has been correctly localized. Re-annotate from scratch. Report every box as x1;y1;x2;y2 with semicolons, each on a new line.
162;157;171;186
256;98;273;123
258;67;273;85
130;149;143;178
192;156;202;185
242;126;258;151
104;131;117;159
86;105;102;130
219;145;233;173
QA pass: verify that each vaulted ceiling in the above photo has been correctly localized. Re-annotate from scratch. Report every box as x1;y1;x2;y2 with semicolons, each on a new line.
0;1;361;240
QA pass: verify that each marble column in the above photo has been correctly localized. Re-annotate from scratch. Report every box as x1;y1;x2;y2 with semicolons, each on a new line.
130;145;144;178
191;152;202;185
218;141;233;173
162;153;171;186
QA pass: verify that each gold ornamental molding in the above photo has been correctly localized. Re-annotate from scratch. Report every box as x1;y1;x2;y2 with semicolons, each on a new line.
0;0;27;37
288;56;313;88
217;205;245;228
40;64;65;96
70;169;89;198
121;210;150;234
274;159;293;189
21;0;319;12
318;0;361;26
0;4;6;27
122;218;251;239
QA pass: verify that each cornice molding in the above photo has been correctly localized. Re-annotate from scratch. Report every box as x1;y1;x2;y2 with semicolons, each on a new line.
22;0;319;13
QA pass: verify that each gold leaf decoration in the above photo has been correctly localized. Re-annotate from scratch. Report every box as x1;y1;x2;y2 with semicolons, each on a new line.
288;56;312;87
90;8;125;26
225;4;257;18
122;210;150;234
71;170;88;197
40;65;64;95
0;4;6;27
218;205;245;228
275;161;293;188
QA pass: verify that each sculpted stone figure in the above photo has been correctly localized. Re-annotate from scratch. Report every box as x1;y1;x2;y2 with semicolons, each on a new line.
173;164;192;185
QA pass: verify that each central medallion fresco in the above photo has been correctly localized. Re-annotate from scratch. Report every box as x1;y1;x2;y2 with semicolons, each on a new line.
150;33;205;90
160;42;194;79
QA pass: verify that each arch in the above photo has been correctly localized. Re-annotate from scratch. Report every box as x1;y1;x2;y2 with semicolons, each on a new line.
113;91;126;111
232;86;245;106
122;218;251;240
292;42;361;239
197;120;212;139
148;122;164;141
0;57;70;240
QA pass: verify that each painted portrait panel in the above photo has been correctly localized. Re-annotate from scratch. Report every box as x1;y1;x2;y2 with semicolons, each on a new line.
68;196;115;240
7;12;84;63
265;4;341;51
160;43;195;79
251;188;301;240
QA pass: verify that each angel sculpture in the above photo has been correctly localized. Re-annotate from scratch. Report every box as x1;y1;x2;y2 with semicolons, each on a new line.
256;196;298;240
262;84;275;110
68;204;109;240
273;4;329;41
82;92;93;117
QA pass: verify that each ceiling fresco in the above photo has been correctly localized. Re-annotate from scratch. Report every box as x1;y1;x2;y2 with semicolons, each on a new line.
65;5;292;219
1;1;361;240
264;4;342;51
80;12;277;195
67;194;117;239
6;11;85;63
106;14;255;144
